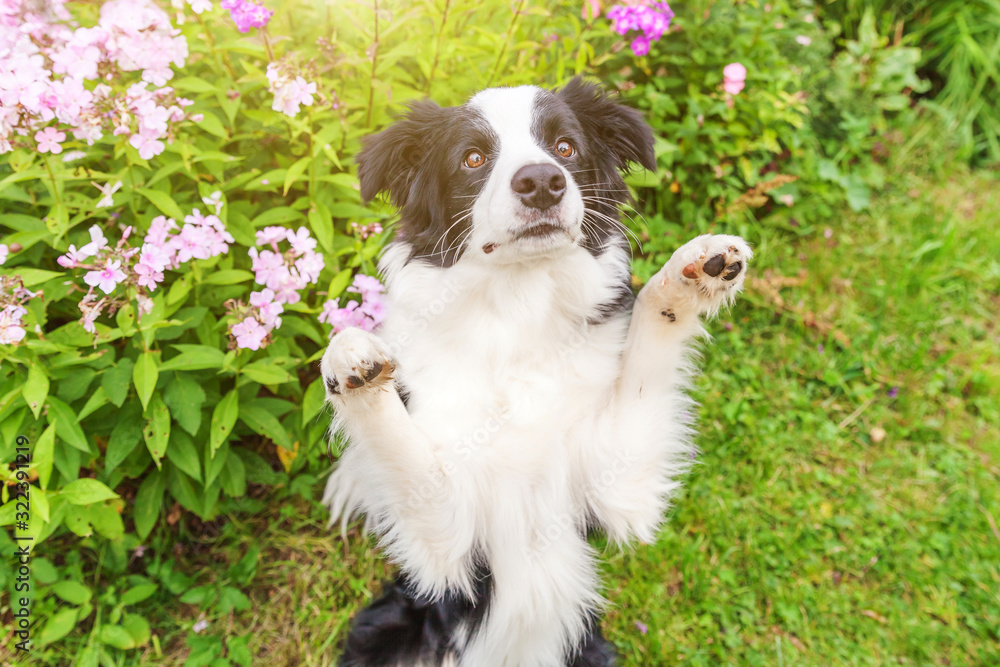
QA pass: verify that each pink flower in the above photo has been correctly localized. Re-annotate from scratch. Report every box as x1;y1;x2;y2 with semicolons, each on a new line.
256;226;289;246
188;0;212;13
129;133;165;160
248;248;287;287
249;289;284;329
232;316;267;350
84;259;127;294
795;35;812;46
630;35;650;56
94;180;123;208
79;225;108;258
286;227;317;254
723;62;747;95
0;244;7;266
582;0;602;19
351;274;384;297
294;252;325;284
0;305;27;345
35;127;66;154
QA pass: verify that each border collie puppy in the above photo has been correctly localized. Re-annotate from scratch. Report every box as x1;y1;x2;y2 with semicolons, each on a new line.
321;77;751;667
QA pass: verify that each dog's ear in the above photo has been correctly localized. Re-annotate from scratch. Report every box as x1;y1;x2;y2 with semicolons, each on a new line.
357;100;449;206
557;76;656;173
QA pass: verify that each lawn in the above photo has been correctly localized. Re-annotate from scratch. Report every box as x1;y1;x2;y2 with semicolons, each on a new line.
67;152;997;666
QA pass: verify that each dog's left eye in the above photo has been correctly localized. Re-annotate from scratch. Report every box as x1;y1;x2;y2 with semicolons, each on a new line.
555;140;575;158
464;150;486;168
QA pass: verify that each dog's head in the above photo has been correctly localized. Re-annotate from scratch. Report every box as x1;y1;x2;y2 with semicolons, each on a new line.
357;77;656;266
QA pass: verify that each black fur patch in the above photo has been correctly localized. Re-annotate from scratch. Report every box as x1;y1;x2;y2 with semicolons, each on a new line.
338;562;494;666
357;102;497;267
587;278;635;326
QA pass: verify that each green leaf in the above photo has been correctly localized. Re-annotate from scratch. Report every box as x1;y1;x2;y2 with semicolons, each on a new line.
105;404;144;473
283;156;311;196
201;270;254;285
251;206;303;227
77;386;110;421
302;378;326;428
34;424;56;490
115;302;136;336
133;352;159;411
38;608;79;647
120;583;159;606
99;624;136;650
166;430;202;483
47;396;88;452
241;360;293;385
88;503;124;540
204;442;229;488
137;187;185;220
240;401;293;450
23;365;49;419
220;453;246;497
101;357;135;408
159;344;226;372
143;394;171;468
163;375;206;436
61;478;118;505
10;268;64;287
210;389;239;457
327;267;352;300
309;201;334;255
51;580;92;605
122;612;151;646
133;470;164;541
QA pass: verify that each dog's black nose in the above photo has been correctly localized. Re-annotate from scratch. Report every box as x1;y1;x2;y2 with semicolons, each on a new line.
511;164;566;211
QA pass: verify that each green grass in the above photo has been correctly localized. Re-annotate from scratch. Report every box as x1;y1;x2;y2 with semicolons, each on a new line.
18;154;1000;666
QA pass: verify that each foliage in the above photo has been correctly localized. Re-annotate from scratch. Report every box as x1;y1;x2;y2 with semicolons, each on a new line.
820;0;1000;164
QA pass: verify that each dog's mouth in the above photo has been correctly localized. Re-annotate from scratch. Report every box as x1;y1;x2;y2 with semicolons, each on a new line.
513;223;566;241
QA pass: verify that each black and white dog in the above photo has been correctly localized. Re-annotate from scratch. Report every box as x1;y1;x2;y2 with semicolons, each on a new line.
321;77;751;667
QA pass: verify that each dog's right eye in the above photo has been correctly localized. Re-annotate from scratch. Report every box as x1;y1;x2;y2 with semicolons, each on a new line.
464;150;486;169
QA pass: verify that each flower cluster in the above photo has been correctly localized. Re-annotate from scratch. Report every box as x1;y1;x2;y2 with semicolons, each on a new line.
0;0;196;157
225;226;325;350
349;221;384;240
319;274;387;335
0;275;39;345
723;62;747;95
266;63;318;118
220;0;273;33
58;192;233;332
606;1;675;56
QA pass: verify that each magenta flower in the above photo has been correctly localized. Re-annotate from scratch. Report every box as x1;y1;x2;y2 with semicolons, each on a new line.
35;127;66;154
84;259;127;294
221;0;273;33
232;316;267;350
723;62;747;95
607;1;674;56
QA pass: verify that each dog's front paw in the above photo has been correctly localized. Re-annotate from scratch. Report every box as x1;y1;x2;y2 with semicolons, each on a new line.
321;327;395;397
644;234;752;318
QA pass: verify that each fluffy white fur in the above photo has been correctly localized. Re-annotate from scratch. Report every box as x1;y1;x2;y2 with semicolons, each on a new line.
321;85;751;667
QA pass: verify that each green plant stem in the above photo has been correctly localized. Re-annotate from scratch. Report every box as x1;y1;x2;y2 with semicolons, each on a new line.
488;0;528;87
197;14;239;80
365;0;381;128
426;0;453;94
262;27;276;62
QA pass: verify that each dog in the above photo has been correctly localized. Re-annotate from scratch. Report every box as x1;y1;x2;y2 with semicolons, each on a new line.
321;76;751;667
